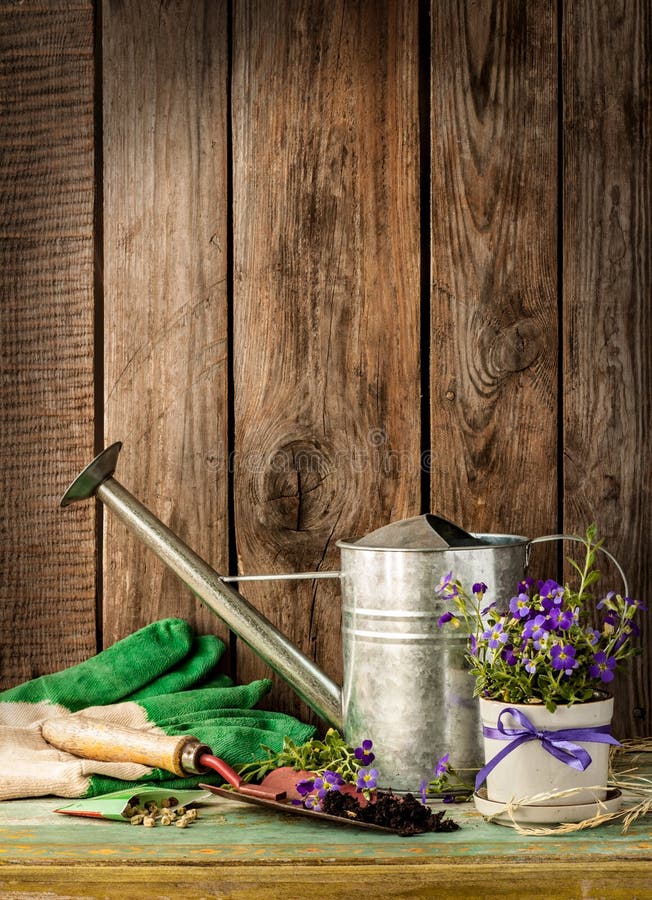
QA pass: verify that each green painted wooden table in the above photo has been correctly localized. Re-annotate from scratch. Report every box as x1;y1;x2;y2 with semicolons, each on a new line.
0;794;650;899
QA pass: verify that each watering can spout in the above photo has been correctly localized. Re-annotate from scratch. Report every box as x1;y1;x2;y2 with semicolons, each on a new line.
61;443;343;730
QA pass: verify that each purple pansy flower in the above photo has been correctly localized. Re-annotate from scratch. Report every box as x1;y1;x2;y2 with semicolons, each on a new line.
540;579;564;600
356;767;379;791
603;612;618;633
548;607;575;630
550;643;579;675
434;753;449;778
473;582;488;595
524;657;537;674
518;576;536;593
540;579;565;612
501;644;518;666
625;596;647;611
354;740;375;766
523;614;548;649
509;592;531;619
483;621;509;649
597;591;616;609
437;611;455;628
589;651;617;682
323;770;344;786
436;572;458;596
313;770;344;799
296;778;315;797
548;607;562;628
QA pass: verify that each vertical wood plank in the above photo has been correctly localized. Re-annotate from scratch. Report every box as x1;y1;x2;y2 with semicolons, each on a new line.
563;1;651;737
232;0;421;720
102;0;230;645
0;2;97;686
429;2;558;576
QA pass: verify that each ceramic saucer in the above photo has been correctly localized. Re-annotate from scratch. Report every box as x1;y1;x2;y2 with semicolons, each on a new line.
473;787;622;825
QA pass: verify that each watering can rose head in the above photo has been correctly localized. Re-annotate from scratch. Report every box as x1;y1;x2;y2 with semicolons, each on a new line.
436;526;646;712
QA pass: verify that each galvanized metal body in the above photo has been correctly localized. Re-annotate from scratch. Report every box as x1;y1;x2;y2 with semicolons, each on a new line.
337;535;529;790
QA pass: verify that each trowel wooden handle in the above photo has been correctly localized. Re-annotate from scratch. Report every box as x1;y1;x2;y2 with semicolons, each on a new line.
41;715;209;777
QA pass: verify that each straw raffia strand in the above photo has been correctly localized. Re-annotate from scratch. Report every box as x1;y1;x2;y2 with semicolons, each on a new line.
612;737;652;755
609;740;652;797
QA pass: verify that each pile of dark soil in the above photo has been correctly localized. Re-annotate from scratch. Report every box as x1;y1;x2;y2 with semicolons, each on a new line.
321;789;460;836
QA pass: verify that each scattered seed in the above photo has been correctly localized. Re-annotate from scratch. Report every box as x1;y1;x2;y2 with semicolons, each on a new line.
127;802;198;829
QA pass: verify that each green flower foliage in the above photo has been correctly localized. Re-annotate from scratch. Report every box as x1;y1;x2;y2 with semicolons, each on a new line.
437;526;645;712
236;727;366;785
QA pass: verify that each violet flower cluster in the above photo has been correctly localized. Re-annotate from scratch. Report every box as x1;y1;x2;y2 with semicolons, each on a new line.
436;526;645;711
293;740;378;811
236;727;374;786
294;769;345;810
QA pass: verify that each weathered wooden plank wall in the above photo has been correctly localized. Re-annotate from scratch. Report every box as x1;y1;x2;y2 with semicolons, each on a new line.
563;0;651;735
232;0;421;720
429;2;558;557
0;2;97;683
1;1;650;739
101;0;230;647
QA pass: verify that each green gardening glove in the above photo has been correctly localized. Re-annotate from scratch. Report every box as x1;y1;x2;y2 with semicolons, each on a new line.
0;618;314;800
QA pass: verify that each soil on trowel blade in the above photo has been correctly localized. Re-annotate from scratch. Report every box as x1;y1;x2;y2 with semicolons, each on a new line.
321;790;459;836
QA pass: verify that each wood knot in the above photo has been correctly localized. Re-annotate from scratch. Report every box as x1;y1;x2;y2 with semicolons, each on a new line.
485;319;543;376
263;439;335;533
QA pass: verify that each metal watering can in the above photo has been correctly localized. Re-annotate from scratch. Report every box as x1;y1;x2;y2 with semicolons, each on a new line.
62;443;628;791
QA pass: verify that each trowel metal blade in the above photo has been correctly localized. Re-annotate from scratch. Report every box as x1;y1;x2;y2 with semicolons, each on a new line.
199;784;411;836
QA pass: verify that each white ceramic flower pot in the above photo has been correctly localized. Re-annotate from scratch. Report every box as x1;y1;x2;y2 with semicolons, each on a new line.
479;696;614;806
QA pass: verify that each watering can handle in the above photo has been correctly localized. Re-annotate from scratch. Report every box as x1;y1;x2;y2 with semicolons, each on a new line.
220;571;341;583
527;533;629;598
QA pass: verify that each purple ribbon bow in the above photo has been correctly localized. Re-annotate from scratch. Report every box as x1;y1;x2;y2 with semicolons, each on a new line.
475;706;620;792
